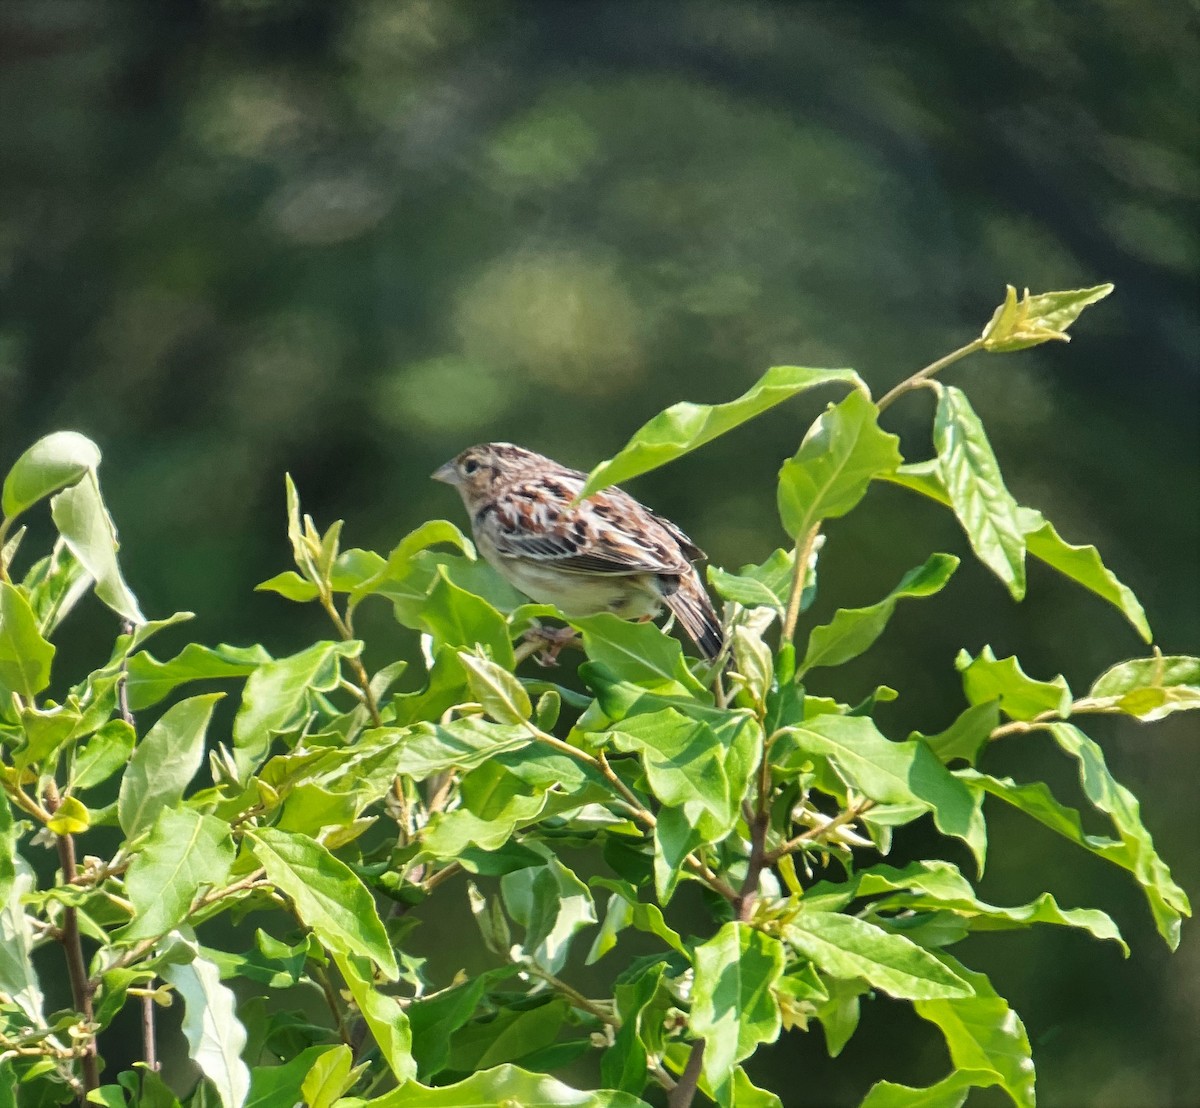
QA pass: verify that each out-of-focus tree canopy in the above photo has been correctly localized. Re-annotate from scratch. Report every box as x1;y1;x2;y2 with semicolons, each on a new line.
0;2;1195;1105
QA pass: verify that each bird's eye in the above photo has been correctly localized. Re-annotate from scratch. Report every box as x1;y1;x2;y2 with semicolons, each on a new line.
462;458;480;475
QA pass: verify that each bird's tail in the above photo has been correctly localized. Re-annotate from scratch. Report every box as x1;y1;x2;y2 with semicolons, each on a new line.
664;570;724;661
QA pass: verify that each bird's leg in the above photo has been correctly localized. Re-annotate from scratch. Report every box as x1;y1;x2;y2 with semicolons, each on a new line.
520;623;580;667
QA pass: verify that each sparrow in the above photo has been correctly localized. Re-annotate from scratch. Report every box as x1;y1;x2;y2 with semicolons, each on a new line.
432;443;724;660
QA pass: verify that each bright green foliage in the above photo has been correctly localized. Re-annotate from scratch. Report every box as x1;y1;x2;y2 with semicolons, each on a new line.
0;286;1193;1108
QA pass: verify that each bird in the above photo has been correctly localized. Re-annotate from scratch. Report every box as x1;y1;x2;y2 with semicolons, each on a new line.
432;443;724;660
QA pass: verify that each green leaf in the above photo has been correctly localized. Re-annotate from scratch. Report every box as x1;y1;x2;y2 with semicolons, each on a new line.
854;860;1126;952
1048;723;1191;948
580;365;864;498
1018;508;1151;641
956;646;1071;721
691;923;786;1090
389;718;532;779
708;549;795;617
362;1065;649;1107
861;1069;1002;1108
423;763;549;858
0;858;46;1028
446;998;572;1071
2;431;101;520
933;385;1026;600
50;470;144;623
588;879;687;962
777;389;902;540
349;519;474;605
811;976;866;1057
653;804;705;904
73;719;136;789
571;613;709;698
1088;654;1200;721
609;709;753;839
782;714;985;872
602;962;669;1093
46;795;90;835
118;693;223;838
458;649;532;724
408;967;514;1080
232;640;360;776
121;808;235;940
784;911;974;999
249;827;399;979
245;1046;334;1108
980;283;1113;353
0;582;55;700
332;952;416;1084
959;768;1190;950
914;954;1035;1108
420;567;514;667
300;1044;359;1108
160;937;250;1108
126;642;272;711
799;554;958;674
0;800;13;911
501;854;597;974
913;701;999;767
885;466;1150;638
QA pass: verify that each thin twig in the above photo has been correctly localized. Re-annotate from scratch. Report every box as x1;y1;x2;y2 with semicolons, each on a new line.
875;338;985;413
766;799;875;864
781;524;821;645
319;593;383;728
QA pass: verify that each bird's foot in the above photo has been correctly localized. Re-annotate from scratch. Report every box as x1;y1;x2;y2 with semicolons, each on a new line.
521;624;580;667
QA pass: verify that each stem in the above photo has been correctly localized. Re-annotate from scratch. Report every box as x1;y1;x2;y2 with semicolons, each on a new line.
737;723;775;921
876;338;985;413
46;788;100;1098
317;965;351;1046
525;964;617;1027
782;524;821;644
667;1040;706;1108
141;991;159;1073
767;799;875;864
319;592;382;728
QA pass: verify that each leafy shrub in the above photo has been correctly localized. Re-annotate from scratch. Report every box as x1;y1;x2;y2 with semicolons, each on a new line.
0;285;1193;1108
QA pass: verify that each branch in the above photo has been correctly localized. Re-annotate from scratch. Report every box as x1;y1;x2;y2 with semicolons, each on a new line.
319;592;382;728
666;1039;706;1108
46;786;100;1099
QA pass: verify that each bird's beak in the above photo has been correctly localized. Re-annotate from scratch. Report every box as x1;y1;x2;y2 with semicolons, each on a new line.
431;460;458;486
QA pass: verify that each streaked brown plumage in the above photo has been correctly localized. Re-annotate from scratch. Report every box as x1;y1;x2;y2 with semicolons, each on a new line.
432;443;723;659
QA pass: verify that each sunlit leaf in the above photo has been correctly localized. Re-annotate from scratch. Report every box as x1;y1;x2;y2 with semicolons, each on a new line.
784;911;973;999
799;554;958;674
913;955;1035;1108
126;641;272;711
332;952;416;1083
861;1069;1002;1108
1088;654;1200;721
980;283;1113;353
580;365;864;498
1048;723;1191;948
121;808;235;940
956;646;1071;721
1;431;101;520
232;640;360;776
708;548;795;617
1019;508;1151;642
691;923;785;1090
960;765;1190;950
45;795;89;835
249;827;399;979
501;852;597;974
777;389;902;540
458;648;532;724
300;1044;359;1108
571;613;709;698
912;701;999;767
933;385;1025;600
72;719;135;789
50;470;144;623
781;714;985;872
118;693;223;838
160;936;250;1108
0;582;54;701
601;962;667;1092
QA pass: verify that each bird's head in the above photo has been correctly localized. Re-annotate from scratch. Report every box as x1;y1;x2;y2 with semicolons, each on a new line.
431;442;541;510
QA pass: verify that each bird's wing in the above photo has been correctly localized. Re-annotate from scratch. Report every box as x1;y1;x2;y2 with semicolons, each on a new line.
482;479;692;578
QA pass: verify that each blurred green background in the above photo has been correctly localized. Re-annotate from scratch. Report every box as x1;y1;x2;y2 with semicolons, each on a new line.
1;1;1197;1105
